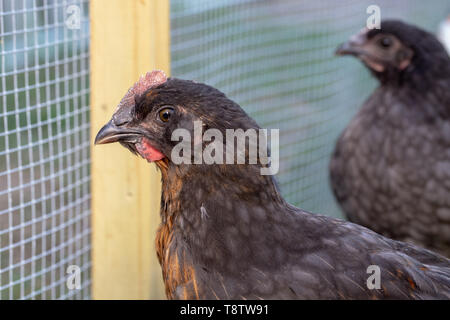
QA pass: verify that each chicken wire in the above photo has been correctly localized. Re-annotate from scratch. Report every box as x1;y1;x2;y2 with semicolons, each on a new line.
0;0;90;300
170;0;450;218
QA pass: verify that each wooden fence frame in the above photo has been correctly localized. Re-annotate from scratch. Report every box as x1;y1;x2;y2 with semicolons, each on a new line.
90;0;169;299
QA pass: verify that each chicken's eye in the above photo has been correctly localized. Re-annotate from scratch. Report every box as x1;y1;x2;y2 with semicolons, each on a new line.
158;107;174;122
379;37;392;48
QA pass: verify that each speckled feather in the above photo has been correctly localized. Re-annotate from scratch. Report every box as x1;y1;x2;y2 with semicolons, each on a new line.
156;159;450;299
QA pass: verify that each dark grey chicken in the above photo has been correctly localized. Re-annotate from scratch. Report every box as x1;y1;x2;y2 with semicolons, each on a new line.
95;69;450;299
330;20;450;258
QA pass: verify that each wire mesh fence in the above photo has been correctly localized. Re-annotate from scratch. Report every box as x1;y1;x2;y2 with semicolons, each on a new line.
0;0;449;300
0;0;90;299
170;0;450;218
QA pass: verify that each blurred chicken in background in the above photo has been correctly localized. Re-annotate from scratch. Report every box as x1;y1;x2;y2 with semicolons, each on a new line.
331;20;450;258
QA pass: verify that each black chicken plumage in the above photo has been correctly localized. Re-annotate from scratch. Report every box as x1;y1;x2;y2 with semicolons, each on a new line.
330;20;450;257
95;69;450;299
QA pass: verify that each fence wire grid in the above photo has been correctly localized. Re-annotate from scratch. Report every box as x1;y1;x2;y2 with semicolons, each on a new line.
171;0;449;217
0;0;449;300
0;0;90;299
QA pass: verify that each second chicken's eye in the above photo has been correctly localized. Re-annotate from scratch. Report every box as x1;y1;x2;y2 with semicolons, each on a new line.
379;37;392;48
158;107;174;122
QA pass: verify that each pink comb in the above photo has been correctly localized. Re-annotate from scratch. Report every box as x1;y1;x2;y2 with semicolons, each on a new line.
116;70;168;111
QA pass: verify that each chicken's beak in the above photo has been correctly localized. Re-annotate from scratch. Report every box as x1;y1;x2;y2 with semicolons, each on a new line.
95;120;118;144
335;40;364;56
336;30;367;56
336;41;355;55
94;120;142;145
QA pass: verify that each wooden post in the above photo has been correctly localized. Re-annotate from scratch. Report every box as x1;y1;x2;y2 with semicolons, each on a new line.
90;0;169;299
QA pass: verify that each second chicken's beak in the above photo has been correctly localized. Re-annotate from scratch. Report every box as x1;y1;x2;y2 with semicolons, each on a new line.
335;40;364;56
335;30;367;56
94;120;142;145
336;41;356;55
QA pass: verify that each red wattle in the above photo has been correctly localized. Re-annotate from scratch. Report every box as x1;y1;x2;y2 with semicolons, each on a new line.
136;138;165;162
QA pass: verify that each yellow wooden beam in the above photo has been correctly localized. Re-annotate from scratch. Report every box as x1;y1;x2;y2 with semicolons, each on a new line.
90;0;169;299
